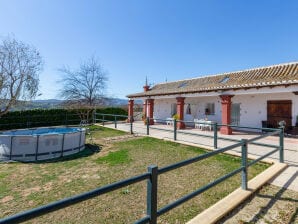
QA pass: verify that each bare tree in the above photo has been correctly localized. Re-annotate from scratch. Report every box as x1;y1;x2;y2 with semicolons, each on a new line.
0;36;43;116
58;56;108;121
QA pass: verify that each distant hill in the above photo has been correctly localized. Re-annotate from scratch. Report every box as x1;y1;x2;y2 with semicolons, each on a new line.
9;98;142;111
10;99;64;111
102;98;142;106
32;99;63;104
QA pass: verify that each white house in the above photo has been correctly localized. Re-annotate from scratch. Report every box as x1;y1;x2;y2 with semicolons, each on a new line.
127;62;298;135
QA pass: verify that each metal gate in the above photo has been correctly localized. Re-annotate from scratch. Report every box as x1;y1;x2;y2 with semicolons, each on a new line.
231;103;240;126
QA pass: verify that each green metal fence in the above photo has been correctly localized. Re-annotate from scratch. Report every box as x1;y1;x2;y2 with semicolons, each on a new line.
0;113;284;224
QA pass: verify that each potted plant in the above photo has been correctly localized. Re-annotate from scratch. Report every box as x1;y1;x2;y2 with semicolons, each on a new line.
172;114;180;120
142;113;147;125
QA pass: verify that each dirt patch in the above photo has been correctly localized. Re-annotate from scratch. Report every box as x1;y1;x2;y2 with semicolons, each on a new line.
43;182;53;191
220;184;298;224
93;134;139;145
22;186;41;197
1;196;14;203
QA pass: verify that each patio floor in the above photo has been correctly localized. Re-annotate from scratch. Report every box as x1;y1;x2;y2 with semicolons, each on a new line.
102;121;298;192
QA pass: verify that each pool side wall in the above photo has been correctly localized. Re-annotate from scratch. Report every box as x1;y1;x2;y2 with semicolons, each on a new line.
0;128;86;162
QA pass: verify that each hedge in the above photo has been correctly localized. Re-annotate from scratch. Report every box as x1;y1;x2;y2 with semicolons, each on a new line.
0;107;128;130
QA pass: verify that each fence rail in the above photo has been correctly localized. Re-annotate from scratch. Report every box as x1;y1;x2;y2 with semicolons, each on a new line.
0;113;284;224
138;117;282;153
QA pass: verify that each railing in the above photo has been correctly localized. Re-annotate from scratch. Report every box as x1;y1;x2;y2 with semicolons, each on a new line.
0;114;284;224
94;113;284;163
94;113;284;162
94;113;133;134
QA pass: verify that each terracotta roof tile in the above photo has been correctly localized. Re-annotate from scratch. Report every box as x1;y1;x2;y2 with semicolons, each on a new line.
127;62;298;98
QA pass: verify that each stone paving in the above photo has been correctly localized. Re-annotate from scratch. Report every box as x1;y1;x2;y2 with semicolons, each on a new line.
103;121;298;192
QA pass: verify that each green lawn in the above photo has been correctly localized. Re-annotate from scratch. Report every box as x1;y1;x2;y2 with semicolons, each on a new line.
0;127;270;223
88;125;127;139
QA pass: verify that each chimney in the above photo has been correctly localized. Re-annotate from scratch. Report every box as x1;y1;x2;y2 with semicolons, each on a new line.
143;76;150;92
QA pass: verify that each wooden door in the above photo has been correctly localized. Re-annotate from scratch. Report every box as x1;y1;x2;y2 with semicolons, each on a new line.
267;100;292;131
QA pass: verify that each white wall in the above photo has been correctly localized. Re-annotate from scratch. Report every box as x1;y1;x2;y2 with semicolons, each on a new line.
153;92;298;128
154;98;177;119
233;92;298;128
184;97;221;122
154;97;222;122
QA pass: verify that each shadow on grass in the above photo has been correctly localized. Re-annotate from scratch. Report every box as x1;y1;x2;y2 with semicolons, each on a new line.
26;143;102;164
219;169;298;223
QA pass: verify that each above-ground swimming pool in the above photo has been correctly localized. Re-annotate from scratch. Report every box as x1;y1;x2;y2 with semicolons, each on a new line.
0;127;86;162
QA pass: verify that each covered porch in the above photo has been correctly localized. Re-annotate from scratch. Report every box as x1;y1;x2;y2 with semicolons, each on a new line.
129;94;234;134
128;88;298;135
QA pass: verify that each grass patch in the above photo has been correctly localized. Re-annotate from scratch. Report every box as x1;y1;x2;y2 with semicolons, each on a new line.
95;149;131;166
87;125;127;139
0;134;270;224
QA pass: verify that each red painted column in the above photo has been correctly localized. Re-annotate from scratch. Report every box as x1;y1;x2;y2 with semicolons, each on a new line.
220;95;234;135
142;99;147;119
128;99;134;122
147;99;154;125
176;97;185;129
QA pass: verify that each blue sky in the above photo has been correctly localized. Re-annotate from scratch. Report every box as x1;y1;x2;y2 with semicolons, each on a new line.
1;0;298;99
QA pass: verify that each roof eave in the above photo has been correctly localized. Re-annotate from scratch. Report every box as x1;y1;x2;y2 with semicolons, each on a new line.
126;82;298;98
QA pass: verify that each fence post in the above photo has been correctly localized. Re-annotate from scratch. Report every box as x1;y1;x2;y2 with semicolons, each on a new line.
61;134;65;157
279;128;284;163
9;136;13;160
35;135;40;161
114;116;117;129
130;115;133;134
173;119;177;141
147;165;158;224
241;139;248;190
78;130;82;152
213;122;218;149
92;110;95;124
102;115;105;126
146;117;150;135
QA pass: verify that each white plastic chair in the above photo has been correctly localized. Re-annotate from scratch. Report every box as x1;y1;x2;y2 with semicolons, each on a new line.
198;119;206;130
166;118;174;125
194;119;199;129
203;121;212;131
